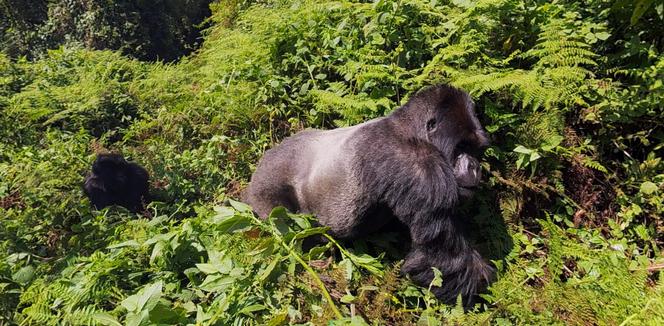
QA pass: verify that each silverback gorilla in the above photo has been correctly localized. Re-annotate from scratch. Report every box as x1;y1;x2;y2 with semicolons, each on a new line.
244;84;493;305
83;153;149;212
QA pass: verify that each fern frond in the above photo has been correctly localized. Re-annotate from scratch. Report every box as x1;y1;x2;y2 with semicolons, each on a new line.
581;157;608;173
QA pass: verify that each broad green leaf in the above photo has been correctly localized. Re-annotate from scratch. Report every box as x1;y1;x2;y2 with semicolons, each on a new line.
529;152;541;162
640;181;658;195
595;32;611;40
289;214;313;230
149;241;165;264
144;232;175;246
149;302;183;323
330;316;370;325
121;281;162;313
93;312;122;326
513;145;532;154
213;206;236;220
196;263;221;274
293;226;329;240
228;199;253;212
125;310;150;326
340;293;355;303
199;275;235;292
107;240;140;249
631;0;655;25
267;312;288;326
197;258;233;275
12;266;35;285
430;268;443;287
215;214;251;233
258;255;281;283
239;304;266;316
339;258;354;280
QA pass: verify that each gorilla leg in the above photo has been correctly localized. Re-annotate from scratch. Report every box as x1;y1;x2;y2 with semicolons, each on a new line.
244;181;299;217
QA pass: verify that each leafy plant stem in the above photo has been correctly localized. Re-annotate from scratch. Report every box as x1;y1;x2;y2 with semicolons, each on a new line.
250;214;343;319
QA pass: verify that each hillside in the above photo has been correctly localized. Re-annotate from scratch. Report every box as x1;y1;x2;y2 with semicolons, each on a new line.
0;0;663;324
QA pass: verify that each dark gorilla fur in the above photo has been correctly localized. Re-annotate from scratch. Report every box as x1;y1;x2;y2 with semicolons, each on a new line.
83;153;149;212
244;84;493;305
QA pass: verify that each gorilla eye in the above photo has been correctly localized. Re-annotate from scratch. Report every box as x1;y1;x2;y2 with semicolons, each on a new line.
426;118;437;131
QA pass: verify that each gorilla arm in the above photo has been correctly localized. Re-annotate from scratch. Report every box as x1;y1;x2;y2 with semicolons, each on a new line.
358;137;459;243
358;137;493;304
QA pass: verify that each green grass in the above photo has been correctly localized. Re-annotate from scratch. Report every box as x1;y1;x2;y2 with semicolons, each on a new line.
1;0;663;324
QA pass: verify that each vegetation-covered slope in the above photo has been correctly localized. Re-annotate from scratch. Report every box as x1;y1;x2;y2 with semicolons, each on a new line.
0;0;662;324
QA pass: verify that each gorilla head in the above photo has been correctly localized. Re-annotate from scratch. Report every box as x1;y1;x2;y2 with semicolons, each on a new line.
392;85;487;198
245;84;493;306
83;153;149;212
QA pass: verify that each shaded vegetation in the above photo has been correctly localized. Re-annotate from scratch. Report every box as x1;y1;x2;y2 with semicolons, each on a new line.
0;0;663;324
0;0;212;61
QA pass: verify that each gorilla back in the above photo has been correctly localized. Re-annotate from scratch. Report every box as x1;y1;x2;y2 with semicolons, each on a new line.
245;84;493;305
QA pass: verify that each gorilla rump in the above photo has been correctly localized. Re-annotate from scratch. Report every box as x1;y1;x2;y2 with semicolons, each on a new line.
245;84;493;305
83;153;149;212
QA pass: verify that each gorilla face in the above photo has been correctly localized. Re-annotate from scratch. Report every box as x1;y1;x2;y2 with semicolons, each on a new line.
415;86;488;199
409;85;488;174
453;153;481;198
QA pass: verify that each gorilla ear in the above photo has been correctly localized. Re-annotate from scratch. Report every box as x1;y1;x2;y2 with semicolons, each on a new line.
426;118;437;132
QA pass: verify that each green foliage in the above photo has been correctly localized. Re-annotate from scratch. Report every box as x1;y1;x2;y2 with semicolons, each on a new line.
1;0;663;324
0;0;212;61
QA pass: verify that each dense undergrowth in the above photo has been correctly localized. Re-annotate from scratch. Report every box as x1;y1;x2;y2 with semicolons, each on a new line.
1;0;663;324
0;0;213;61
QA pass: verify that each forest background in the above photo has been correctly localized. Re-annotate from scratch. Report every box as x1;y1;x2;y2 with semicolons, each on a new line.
0;0;662;324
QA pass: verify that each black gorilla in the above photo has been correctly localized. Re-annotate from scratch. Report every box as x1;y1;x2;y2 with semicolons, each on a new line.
244;84;493;305
83;153;149;212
